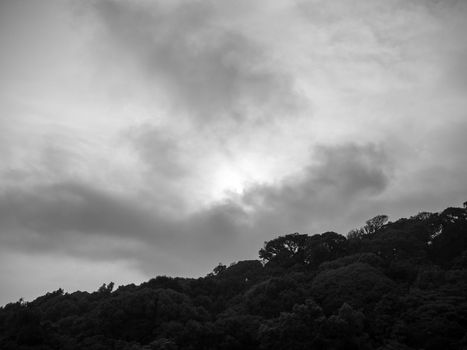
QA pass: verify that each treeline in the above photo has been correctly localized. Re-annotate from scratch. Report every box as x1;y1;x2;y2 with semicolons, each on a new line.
1;204;467;349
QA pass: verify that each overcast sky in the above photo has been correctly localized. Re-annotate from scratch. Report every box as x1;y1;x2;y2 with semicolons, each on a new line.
1;0;467;305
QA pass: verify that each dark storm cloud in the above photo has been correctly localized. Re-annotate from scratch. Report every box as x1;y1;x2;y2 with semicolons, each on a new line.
88;0;298;124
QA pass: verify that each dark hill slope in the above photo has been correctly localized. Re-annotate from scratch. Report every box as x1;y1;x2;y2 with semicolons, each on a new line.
1;204;467;349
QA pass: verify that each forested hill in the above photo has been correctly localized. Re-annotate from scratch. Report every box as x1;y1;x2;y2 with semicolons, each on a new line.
1;203;467;350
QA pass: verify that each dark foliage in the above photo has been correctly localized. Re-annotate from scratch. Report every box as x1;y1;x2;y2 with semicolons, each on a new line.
1;203;467;349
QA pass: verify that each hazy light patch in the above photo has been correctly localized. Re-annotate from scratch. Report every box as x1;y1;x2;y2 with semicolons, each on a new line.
213;166;246;198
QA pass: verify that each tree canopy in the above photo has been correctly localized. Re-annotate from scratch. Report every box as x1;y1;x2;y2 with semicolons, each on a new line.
1;203;467;349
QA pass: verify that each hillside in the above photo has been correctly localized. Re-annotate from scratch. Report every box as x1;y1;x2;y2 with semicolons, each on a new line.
1;203;467;350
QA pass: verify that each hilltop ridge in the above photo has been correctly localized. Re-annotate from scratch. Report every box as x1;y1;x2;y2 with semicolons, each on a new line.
1;202;467;349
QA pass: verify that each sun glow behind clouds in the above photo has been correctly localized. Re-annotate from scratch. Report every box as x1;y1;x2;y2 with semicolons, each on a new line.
213;165;246;197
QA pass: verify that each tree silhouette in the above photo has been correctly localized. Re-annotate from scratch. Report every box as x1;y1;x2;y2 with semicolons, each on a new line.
259;232;309;267
364;215;389;235
1;203;467;349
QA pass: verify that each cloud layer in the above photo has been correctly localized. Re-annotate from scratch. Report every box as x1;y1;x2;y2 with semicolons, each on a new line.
0;143;392;274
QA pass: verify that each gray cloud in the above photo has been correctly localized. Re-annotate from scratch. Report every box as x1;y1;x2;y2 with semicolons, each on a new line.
0;142;392;275
126;124;188;179
241;143;391;236
88;0;299;125
0;179;246;279
0;182;165;239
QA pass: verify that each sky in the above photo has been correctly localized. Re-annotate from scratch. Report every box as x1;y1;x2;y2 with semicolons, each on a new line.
1;0;467;305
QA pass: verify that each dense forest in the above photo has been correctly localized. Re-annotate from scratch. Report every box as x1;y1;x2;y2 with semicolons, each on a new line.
1;203;467;350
